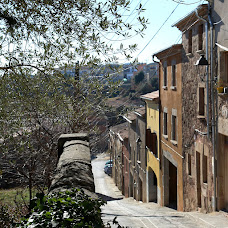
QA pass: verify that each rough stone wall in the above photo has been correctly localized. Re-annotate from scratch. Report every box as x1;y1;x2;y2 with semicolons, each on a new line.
122;139;129;197
115;135;123;192
181;22;214;213
212;1;228;211
49;133;96;198
136;115;147;202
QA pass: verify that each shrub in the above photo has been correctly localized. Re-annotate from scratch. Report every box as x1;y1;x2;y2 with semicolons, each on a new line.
18;188;105;227
0;203;13;227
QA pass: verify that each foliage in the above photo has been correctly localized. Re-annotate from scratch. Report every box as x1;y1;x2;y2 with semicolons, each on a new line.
150;77;159;91
0;203;13;227
18;188;105;227
0;0;148;200
134;71;145;84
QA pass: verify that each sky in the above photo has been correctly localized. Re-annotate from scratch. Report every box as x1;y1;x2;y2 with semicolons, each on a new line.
107;0;208;64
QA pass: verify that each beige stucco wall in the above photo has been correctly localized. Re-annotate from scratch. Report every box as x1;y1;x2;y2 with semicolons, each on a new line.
159;51;184;211
145;101;162;204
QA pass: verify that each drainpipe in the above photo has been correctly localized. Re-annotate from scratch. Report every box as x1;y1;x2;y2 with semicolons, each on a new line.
152;55;161;205
208;4;216;212
196;4;217;211
152;55;160;158
195;8;210;138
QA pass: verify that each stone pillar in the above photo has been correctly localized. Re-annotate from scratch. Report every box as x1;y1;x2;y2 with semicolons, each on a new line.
49;133;96;198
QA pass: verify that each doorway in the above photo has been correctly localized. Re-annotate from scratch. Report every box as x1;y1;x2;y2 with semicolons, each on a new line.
169;162;177;209
148;167;157;202
163;157;177;209
196;151;201;208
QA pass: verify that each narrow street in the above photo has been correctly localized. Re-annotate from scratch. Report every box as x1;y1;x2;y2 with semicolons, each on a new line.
92;155;207;228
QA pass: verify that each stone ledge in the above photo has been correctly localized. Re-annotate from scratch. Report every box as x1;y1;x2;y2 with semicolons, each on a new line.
58;133;89;158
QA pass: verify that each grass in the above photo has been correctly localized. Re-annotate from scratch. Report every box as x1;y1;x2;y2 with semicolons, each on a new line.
0;187;45;207
0;188;33;224
0;187;47;223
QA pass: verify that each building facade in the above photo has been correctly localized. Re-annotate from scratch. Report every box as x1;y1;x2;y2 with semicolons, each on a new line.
212;0;228;211
123;107;147;202
141;91;162;205
154;44;183;211
109;123;128;195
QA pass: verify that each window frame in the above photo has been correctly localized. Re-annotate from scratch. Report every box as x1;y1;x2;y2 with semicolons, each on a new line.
163;108;168;139
197;82;206;119
198;24;203;51
171;59;177;89
171;108;177;145
163;61;167;89
188;29;192;54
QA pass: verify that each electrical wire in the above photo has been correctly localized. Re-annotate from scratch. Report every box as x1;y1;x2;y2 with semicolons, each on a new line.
171;0;203;5
135;1;181;58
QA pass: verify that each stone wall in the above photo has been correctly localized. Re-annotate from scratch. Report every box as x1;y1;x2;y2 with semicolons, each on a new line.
181;21;214;213
49;133;96;198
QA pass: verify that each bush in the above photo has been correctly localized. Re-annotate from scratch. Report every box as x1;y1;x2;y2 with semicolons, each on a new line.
18;188;105;227
0;203;14;227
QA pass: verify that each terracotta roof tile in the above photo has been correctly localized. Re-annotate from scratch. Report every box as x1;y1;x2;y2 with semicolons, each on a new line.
140;90;159;101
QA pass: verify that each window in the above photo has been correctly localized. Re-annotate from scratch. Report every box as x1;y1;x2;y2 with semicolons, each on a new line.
188;29;192;53
198;24;203;51
199;87;205;115
171;115;177;140
203;154;208;183
171;109;177;145
163;108;168;137
225;52;228;84
146;129;158;157
163;61;167;88
171;60;176;88
197;83;206;118
188;154;191;176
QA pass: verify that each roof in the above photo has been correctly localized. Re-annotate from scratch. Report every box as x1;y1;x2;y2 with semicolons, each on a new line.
153;44;182;60
172;4;208;31
123;106;145;123
110;122;128;141
140;90;159;102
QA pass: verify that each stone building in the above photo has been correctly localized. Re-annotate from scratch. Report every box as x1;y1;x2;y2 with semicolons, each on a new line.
140;90;162;205
172;4;215;213
109;122;128;194
154;44;183;211
212;0;228;211
123;107;147;202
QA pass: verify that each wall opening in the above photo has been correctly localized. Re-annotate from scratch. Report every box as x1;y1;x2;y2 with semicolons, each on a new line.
169;161;177;209
129;173;133;197
196;151;201;208
163;157;177;210
148;167;157;202
138;177;143;202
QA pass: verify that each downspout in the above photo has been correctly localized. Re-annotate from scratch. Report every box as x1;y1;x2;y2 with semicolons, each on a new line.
152;55;161;204
208;4;216;212
152;55;160;162
195;8;210;138
196;4;217;211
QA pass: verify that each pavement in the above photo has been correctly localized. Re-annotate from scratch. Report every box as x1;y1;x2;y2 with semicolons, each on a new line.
93;153;228;228
186;211;228;228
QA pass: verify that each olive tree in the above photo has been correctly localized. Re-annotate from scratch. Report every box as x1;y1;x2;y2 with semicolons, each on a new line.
0;0;147;203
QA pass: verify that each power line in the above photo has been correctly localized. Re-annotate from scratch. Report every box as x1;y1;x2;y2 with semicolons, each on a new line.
171;0;203;5
136;1;181;58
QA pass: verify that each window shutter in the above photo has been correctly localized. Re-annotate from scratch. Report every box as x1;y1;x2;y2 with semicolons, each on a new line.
171;115;173;140
163;112;165;135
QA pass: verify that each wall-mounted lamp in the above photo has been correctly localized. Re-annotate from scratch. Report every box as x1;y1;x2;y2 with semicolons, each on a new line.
195;54;209;81
195;54;209;66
